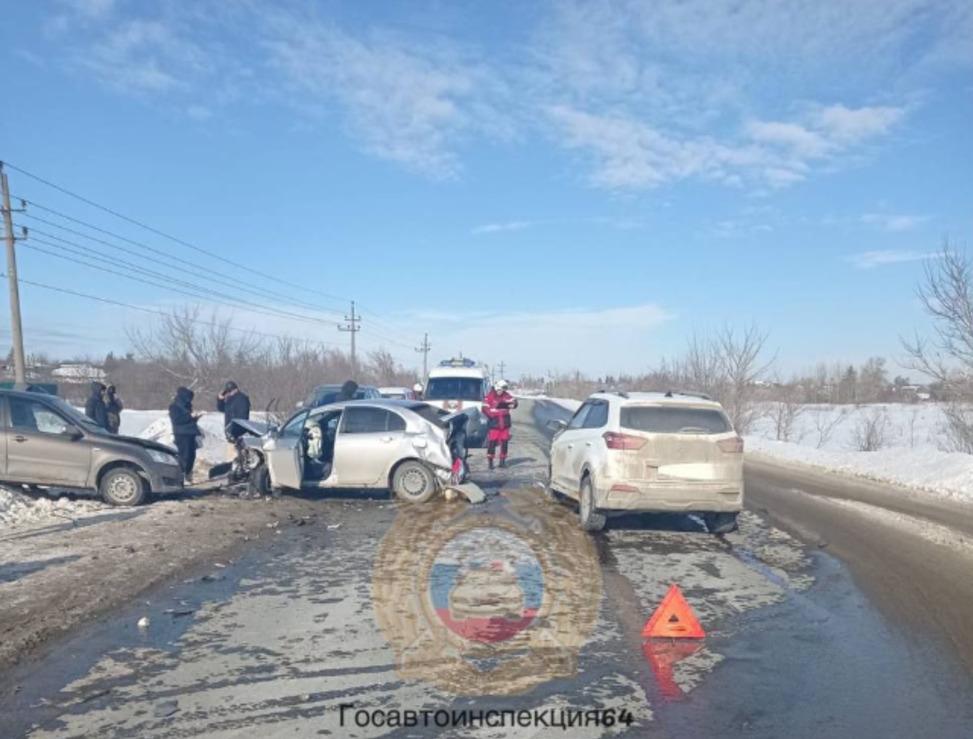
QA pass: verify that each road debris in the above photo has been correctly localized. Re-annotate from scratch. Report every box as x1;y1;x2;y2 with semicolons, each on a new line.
136;616;150;630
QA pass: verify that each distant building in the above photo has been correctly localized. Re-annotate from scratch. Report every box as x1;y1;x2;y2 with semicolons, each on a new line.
51;363;107;383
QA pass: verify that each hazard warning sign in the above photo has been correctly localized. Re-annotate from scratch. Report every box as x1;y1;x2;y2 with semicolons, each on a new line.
641;584;706;639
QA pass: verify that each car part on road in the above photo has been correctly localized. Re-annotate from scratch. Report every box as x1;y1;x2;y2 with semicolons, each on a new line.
579;475;606;531
248;464;272;498
392;460;438;503
704;511;739;534
99;467;146;506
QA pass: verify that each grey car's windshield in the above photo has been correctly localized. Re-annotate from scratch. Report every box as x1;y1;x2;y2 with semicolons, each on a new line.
49;397;104;432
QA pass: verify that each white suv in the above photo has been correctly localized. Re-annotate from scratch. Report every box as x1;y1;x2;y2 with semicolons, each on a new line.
548;391;744;533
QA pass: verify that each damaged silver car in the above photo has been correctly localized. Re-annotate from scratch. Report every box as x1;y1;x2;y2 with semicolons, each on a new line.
217;399;477;503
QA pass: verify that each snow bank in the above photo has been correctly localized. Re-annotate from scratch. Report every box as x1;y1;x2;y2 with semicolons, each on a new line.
0;486;107;529
747;403;973;504
136;412;232;467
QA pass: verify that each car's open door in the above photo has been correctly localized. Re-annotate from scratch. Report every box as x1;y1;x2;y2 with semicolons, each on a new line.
265;411;307;490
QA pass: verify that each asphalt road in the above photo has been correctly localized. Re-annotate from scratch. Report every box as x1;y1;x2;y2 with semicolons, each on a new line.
2;400;972;738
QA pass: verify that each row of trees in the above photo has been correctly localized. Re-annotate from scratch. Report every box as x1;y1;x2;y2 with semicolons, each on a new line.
99;307;416;410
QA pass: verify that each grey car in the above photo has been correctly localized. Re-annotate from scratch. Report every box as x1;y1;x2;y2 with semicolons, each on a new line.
229;399;475;503
0;389;184;506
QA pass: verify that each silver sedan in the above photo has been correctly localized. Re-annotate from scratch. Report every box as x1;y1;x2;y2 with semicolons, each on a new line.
233;400;473;503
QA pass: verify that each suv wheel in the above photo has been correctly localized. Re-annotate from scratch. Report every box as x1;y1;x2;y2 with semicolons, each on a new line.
392;461;438;504
579;475;606;532
100;468;146;506
704;511;739;534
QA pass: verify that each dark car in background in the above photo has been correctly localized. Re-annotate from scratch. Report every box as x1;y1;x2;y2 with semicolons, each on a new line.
300;384;382;409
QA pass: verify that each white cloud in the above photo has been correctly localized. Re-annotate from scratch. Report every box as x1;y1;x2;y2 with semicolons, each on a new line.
846;250;940;269
262;15;507;178
812;104;905;142
472;221;534;235
861;213;930;232
405;303;676;374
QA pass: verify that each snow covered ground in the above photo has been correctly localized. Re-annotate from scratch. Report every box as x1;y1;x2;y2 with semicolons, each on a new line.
747;403;973;503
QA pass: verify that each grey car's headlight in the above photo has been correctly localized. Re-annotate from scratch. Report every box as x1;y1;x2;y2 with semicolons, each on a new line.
147;449;179;465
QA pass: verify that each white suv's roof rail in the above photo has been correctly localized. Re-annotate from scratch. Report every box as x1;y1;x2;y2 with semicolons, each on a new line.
662;389;712;401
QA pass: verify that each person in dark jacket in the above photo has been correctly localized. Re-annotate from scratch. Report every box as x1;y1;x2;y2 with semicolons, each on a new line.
217;381;251;459
338;380;359;402
84;382;108;430
168;386;201;481
105;384;123;434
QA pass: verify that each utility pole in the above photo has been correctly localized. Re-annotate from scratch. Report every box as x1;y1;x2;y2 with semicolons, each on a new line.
0;164;27;384
415;332;431;382
497;360;506;381
338;300;361;374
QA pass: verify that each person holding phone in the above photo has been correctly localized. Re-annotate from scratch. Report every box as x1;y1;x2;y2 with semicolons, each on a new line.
169;386;202;482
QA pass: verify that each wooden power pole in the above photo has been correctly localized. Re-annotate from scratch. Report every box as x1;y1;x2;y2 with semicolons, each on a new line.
0;164;27;384
415;332;431;381
338;300;361;373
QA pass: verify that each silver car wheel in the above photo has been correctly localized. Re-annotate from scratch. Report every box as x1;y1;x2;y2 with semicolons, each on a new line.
108;474;138;502
392;460;437;504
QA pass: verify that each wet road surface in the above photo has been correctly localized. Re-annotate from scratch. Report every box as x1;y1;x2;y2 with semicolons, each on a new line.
2;400;973;737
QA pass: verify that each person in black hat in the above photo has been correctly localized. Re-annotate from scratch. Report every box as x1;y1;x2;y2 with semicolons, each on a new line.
105;384;123;434
169;386;201;482
337;379;359;402
84;382;108;430
217;380;251;460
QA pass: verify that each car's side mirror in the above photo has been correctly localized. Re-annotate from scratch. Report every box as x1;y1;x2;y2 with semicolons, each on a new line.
547;419;567;432
61;427;83;441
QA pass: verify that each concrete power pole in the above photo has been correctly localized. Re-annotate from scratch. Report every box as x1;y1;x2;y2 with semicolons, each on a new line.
497;360;506;381
0;165;27;384
338;300;361;374
415;332;431;381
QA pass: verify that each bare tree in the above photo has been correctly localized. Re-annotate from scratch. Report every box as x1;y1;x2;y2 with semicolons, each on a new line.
812;406;850;449
902;244;973;453
851;408;890;452
769;385;806;442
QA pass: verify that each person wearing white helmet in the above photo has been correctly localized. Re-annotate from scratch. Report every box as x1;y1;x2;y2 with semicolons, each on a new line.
483;379;518;469
412;382;424;400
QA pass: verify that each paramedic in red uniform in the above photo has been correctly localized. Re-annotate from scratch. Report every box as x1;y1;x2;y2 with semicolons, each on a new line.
484;379;518;469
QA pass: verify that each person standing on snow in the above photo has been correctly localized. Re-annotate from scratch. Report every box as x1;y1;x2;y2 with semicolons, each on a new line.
105;384;123;434
217;380;251;460
84;382;109;430
169;386;201;482
484;379;518;469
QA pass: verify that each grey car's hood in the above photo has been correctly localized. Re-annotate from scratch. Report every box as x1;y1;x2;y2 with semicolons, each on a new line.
112;434;178;455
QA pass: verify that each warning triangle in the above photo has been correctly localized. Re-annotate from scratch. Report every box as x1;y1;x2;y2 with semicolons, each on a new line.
641;584;706;639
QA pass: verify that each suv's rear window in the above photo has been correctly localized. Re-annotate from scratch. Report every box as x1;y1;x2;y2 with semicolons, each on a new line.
424;378;483;401
621;406;731;434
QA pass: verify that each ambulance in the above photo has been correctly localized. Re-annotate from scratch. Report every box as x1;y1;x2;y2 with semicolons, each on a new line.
423;358;490;447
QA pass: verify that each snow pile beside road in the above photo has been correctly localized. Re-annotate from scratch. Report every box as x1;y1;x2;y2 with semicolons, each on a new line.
136;412;231;466
0;486;107;528
747;403;973;503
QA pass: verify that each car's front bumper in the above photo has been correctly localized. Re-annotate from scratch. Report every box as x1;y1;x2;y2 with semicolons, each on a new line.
598;479;743;513
147;463;186;493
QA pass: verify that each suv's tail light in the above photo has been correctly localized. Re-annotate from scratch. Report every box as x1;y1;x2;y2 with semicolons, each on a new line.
718;436;744;453
603;432;647;450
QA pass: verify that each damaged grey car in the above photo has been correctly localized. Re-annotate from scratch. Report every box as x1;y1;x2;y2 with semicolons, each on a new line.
214;399;478;503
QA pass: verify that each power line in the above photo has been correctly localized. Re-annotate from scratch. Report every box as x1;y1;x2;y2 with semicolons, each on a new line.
21;238;347;330
20;228;340;328
1;160;351;302
1;273;346;348
19;208;344;317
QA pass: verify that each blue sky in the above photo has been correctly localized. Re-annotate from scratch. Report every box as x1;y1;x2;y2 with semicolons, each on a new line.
1;0;971;378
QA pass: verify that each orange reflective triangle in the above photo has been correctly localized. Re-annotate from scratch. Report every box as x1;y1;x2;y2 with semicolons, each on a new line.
641;584;706;639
